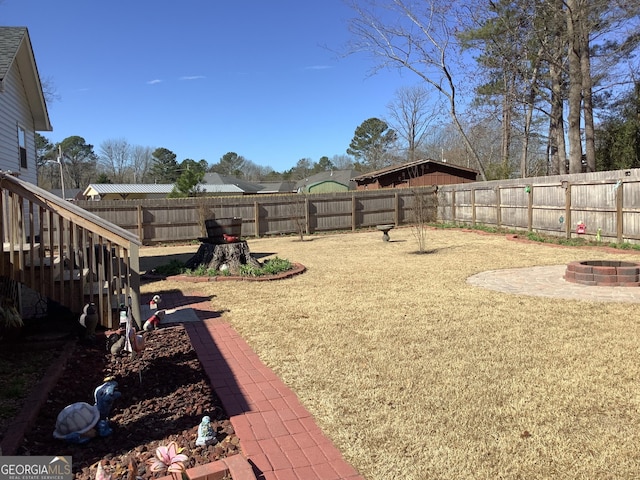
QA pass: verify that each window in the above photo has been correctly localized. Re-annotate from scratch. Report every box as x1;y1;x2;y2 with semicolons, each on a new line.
18;125;27;169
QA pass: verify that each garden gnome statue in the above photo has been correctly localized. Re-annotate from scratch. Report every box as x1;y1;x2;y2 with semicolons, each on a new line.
196;416;217;446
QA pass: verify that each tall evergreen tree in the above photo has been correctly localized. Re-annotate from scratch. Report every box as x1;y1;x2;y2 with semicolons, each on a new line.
596;82;640;170
347;118;397;171
211;152;246;177
58;136;97;188
170;159;207;197
149;148;179;183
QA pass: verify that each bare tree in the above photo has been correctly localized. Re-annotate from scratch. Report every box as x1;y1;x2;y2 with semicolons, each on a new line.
241;159;274;181
331;154;356;170
99;138;131;183
40;76;61;105
405;166;436;252
346;0;488;180
386;85;440;162
287;194;307;241
131;145;154;183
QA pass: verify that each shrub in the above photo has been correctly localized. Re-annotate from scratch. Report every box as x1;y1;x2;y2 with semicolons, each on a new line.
156;256;293;278
240;257;292;277
154;260;185;276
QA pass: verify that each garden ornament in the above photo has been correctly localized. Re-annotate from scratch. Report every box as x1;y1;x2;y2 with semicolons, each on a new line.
54;381;121;443
94;380;121;420
95;462;112;480
150;294;162;310
79;303;99;337
128;325;146;354
94;391;117;436
107;333;126;355
195;416;217;446
53;402;101;444
143;310;164;331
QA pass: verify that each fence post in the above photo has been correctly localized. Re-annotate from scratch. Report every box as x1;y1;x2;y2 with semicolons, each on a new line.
564;183;572;239
616;182;624;242
394;192;400;226
451;190;456;223
254;201;260;238
527;186;533;232
305;196;310;235
495;187;501;228
137;205;143;242
471;189;476;226
351;193;356;232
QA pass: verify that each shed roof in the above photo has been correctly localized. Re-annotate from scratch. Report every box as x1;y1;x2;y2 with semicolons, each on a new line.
255;181;297;193
352;159;478;181
0;27;51;131
295;169;359;190
83;184;175;196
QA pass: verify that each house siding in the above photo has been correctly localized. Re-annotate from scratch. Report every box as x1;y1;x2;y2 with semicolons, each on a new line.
307;181;349;194
0;60;37;184
355;163;477;190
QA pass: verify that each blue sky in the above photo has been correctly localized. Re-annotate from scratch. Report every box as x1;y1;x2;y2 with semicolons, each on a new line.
3;0;413;172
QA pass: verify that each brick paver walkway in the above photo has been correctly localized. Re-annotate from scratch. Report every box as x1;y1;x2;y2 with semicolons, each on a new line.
145;291;363;480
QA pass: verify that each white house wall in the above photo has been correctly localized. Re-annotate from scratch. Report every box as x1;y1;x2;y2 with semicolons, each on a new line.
0;59;37;184
0;57;39;242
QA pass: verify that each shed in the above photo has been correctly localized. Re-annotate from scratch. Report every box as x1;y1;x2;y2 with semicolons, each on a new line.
352;159;477;190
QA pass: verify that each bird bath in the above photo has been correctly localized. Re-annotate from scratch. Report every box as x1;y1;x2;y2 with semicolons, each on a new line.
376;224;395;242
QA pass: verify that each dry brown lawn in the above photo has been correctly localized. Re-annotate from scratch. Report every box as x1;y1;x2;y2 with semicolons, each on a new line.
141;228;640;479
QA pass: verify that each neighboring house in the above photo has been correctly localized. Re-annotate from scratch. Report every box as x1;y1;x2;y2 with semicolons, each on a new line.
352;159;478;190
202;173;296;195
295;170;359;193
254;181;297;194
83;183;175;200
50;188;84;201
201;172;263;195
0;27;52;184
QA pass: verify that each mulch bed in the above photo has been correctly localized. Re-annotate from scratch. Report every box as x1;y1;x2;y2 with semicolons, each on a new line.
14;325;239;480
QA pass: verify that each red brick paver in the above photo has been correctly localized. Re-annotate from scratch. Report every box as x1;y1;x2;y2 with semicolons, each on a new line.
147;291;363;480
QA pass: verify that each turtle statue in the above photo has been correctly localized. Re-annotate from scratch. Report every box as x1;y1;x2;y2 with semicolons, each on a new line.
54;380;121;443
53;402;100;444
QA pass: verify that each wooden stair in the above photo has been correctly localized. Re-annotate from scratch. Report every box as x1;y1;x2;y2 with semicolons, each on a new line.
0;172;142;329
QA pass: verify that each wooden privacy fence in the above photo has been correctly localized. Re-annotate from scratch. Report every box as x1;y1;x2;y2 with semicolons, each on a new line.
75;187;438;244
437;168;640;243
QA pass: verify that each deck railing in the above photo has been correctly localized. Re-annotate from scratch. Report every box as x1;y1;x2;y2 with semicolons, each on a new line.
0;172;141;328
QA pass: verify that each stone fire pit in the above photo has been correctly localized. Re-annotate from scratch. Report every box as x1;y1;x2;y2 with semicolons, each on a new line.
564;260;640;286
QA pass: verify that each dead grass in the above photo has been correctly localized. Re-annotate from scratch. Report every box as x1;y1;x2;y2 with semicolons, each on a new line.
141;228;640;479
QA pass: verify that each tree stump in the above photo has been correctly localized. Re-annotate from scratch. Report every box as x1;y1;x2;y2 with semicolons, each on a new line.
184;241;261;274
